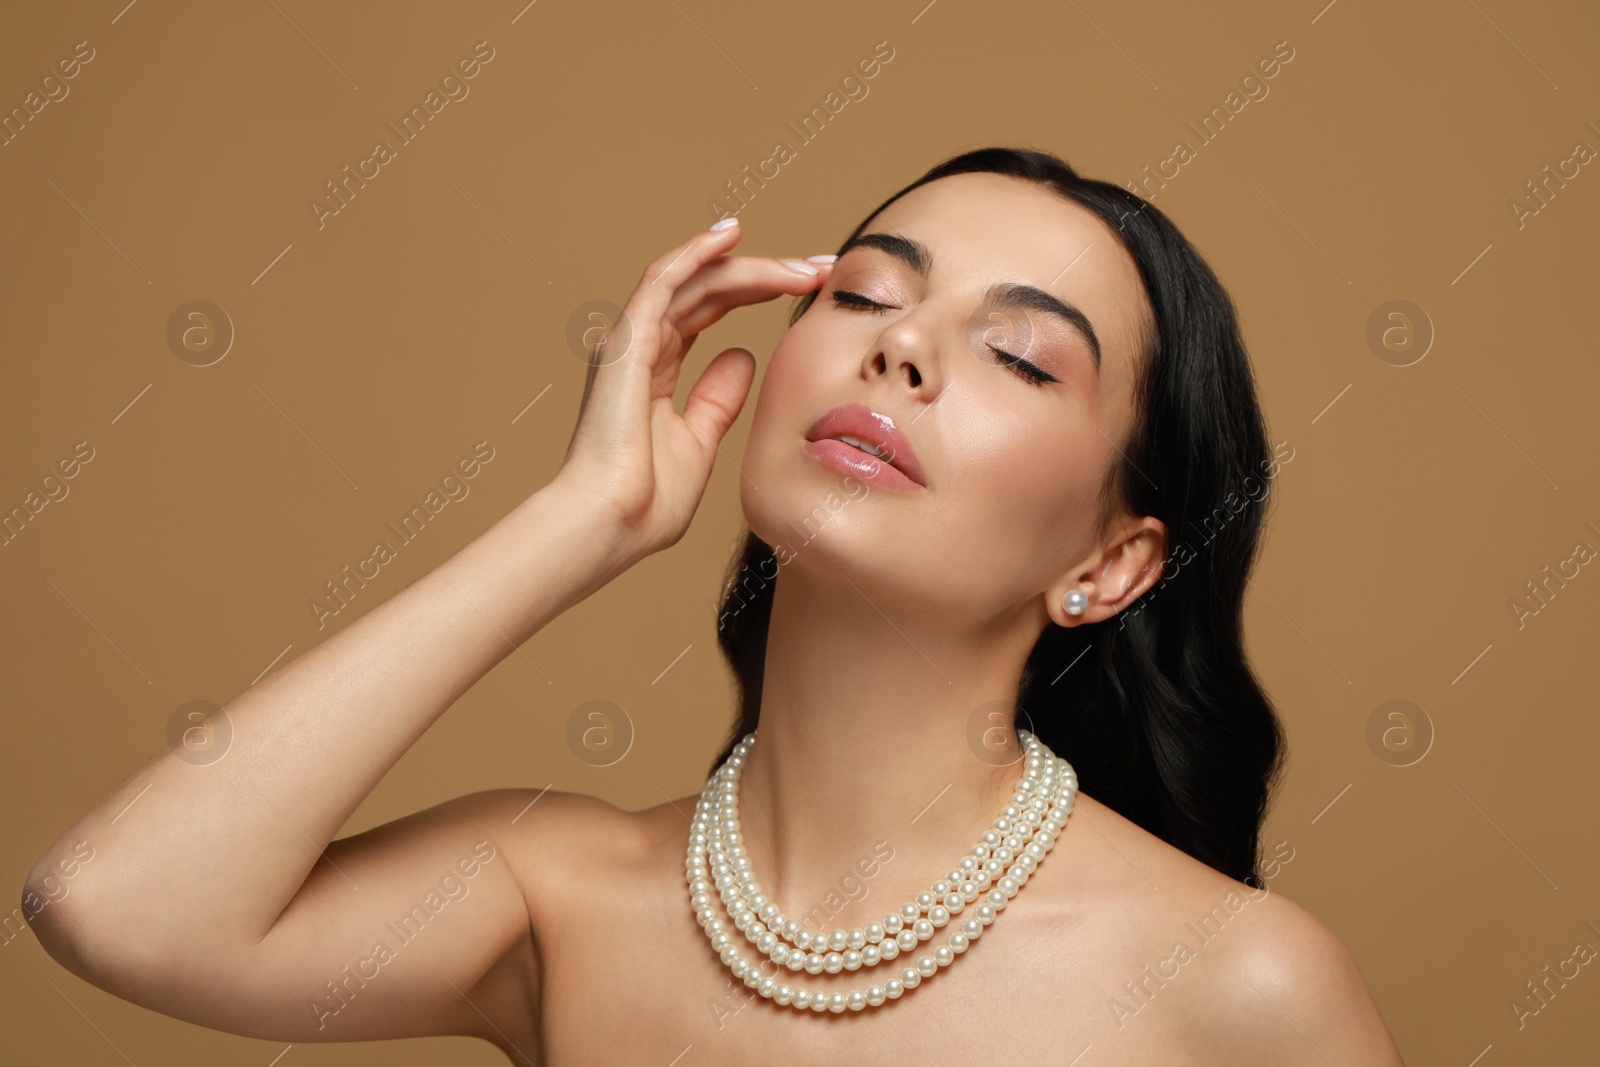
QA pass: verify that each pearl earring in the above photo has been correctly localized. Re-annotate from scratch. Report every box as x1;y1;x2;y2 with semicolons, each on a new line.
1062;588;1088;616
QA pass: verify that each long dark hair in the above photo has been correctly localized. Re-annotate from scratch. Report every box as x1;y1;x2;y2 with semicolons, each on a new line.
709;146;1287;887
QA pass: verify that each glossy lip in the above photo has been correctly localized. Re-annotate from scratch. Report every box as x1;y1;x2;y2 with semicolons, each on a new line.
803;402;927;488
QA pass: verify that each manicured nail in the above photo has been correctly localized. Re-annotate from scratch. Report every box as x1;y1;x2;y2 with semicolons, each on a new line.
781;259;819;275
805;254;838;263
709;216;739;231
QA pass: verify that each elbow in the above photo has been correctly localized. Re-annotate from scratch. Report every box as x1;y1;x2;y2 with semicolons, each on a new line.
19;864;89;971
19;851;132;992
19;836;99;952
20;853;219;1005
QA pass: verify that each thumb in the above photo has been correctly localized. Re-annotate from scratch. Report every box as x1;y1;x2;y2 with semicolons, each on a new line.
682;347;756;452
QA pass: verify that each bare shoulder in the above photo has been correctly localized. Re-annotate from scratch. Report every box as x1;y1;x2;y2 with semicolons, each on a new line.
485;786;686;909
485;787;655;883
1204;888;1405;1064
1063;794;1404;1064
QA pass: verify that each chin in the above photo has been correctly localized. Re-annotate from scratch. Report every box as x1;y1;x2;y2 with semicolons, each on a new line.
741;457;857;555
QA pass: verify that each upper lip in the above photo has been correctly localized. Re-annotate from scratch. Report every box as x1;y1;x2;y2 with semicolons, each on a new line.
804;402;927;486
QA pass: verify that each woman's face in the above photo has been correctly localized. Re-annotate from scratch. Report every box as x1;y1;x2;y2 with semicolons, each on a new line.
740;171;1161;625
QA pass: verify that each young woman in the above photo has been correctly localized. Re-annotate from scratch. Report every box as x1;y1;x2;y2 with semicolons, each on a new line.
24;147;1405;1063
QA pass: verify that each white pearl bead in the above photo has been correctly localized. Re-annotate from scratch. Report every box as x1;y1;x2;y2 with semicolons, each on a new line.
828;992;847;1013
823;952;843;974
867;985;886;1006
935;946;954;967
885;979;904;999
901;967;921;989
848;990;866;1011
793;989;811;1009
916;955;937;977
828;929;848;952
775;983;792;1005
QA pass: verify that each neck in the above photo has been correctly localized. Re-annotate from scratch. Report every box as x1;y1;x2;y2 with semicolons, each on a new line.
731;561;1045;937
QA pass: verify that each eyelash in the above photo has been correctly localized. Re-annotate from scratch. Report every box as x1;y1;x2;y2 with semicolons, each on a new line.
829;290;1057;387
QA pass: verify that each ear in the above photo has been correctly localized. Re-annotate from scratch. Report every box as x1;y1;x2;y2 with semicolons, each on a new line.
1047;517;1167;628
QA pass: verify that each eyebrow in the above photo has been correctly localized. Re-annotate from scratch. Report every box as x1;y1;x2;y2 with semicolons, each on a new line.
836;231;1102;371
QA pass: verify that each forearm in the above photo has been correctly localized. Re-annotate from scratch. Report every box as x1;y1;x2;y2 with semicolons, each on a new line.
23;478;628;955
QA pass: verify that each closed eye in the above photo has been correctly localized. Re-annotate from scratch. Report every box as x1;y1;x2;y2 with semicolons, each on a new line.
831;290;890;312
831;290;1058;387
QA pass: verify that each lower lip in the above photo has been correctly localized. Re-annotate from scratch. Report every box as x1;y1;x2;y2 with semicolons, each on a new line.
803;439;924;490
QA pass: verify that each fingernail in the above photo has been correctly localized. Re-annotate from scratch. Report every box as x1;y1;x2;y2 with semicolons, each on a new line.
781;259;819;275
709;216;740;231
805;254;838;263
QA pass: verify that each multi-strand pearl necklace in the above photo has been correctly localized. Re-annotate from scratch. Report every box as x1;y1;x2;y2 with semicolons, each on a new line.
685;728;1078;1014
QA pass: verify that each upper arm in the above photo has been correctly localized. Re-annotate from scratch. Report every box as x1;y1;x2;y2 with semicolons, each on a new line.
1220;893;1406;1065
44;788;554;1052
251;788;545;1047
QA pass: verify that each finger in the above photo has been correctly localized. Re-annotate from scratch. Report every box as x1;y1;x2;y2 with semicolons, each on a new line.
662;255;831;326
681;347;757;457
650;259;826;402
673;262;835;338
623;221;749;367
575;220;747;436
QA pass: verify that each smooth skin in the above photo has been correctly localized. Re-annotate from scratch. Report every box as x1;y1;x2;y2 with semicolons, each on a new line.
23;183;1405;1064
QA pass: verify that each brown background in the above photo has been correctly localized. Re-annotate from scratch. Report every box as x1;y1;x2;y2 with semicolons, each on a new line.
3;0;1597;1062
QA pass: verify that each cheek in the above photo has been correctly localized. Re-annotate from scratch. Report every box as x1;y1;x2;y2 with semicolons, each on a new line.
952;425;1049;559
743;323;843;462
745;339;807;459
939;409;1106;584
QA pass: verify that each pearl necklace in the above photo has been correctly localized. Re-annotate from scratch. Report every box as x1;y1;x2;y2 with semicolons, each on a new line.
685;728;1077;1014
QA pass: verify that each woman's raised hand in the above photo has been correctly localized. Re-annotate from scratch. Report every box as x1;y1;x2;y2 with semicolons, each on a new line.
551;218;835;564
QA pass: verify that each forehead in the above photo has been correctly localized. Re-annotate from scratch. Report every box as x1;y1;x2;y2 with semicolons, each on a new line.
858;171;1152;374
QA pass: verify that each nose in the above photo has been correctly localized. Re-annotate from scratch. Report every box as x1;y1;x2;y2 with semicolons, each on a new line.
862;313;942;396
